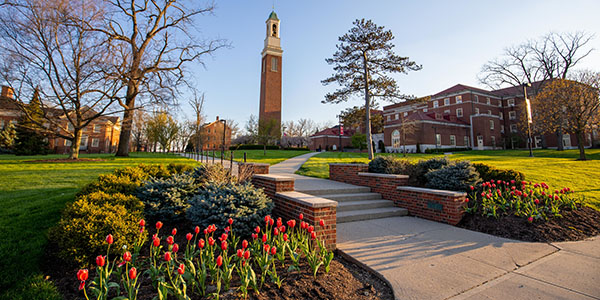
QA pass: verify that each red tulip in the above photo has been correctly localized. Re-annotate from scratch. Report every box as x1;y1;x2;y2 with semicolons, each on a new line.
139;219;146;227
283;233;288;241
204;228;208;235
251;233;258;240
96;255;105;267
225;226;230;233
173;243;179;253
164;252;172;261
220;233;228;242
208;237;215;246
186;233;193;241
277;217;282;227
242;239;248;249
255;226;260;233
216;255;223;267
319;219;325;227
128;267;137;280
77;269;89;281
311;231;317;240
269;218;274;226
299;213;304;220
279;225;286;233
287;220;296;228
106;234;113;245
237;249;243;258
171;228;177;236
534;199;540;205
177;263;185;275
264;215;271;223
264;244;270;253
465;198;469;203
78;281;86;290
221;241;228;251
167;236;174;245
308;226;314;233
156;221;163;230
470;186;474;190
195;226;200;234
123;251;132;262
244;250;250;260
228;218;234;225
153;237;160;247
198;239;205;249
270;246;277;255
554;195;559;200
528;216;533;222
273;228;279;236
262;234;267;243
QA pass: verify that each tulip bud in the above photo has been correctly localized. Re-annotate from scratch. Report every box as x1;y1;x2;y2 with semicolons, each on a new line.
216;255;223;267
173;243;179;253
128;267;137;280
264;244;270;253
221;241;228;251
186;233;193;241
208;237;215;246
244;250;250;260
242;239;248;249
195;226;200;234
171;228;177;236
106;234;113;245
283;233;288;241
198;239;205;249
255;226;260;233
153;237;160;247
311;231;317;240
167;236;174;245
96;255;105;267
273;228;279;236
177;263;185;275
237;249;243;258
156;221;163;230
270;246;277;255
262;234;267;243
319;219;325;227
299;213;304;220
228;218;234;225
123;251;132;262
139;219;146;227
164;252;172;261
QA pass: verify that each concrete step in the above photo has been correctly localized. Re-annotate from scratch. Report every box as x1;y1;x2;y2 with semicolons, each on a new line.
337;207;409;223
320;192;382;202
337;199;395;212
299;186;371;196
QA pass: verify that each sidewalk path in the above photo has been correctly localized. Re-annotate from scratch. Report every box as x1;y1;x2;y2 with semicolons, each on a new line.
269;153;600;300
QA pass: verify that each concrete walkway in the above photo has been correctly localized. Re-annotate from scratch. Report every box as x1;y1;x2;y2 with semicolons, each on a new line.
269;154;600;300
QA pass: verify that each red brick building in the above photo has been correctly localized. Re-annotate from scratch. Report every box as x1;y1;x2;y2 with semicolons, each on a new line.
191;116;232;151
309;125;354;151
383;82;594;152
258;11;283;136
0;85;121;154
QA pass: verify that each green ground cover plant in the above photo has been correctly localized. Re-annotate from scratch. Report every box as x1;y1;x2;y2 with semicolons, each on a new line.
0;152;199;300
296;149;600;209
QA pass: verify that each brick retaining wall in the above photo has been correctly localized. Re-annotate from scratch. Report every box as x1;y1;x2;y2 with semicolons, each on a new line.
238;163;270;177
251;174;337;249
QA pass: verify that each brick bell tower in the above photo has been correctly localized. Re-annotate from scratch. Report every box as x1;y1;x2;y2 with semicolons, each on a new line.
258;11;283;136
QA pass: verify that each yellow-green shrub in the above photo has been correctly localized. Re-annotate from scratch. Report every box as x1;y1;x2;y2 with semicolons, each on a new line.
77;191;144;213
49;199;141;265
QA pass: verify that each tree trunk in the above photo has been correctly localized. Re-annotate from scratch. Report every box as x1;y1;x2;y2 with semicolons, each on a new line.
363;54;374;160
116;82;138;157
557;128;564;151
263;144;266;156
69;129;82;160
576;131;586;160
402;130;407;157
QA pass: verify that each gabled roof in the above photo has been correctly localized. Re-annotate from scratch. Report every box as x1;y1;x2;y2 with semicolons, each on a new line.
311;125;354;137
433;84;496;98
268;11;279;20
492;80;547;97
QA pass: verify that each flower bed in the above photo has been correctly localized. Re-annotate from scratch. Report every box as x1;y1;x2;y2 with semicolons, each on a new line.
50;215;392;300
459;180;600;242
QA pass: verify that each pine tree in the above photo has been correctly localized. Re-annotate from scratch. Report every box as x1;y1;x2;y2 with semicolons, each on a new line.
14;90;49;155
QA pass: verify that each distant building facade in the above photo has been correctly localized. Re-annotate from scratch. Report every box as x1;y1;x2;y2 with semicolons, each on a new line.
192;116;232;151
383;82;594;152
309;125;354;151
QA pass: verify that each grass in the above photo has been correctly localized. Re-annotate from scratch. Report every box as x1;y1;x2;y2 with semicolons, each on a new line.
0;152;199;300
197;149;310;165
296;149;600;209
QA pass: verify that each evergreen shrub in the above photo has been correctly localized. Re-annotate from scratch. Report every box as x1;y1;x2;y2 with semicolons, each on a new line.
410;157;451;186
137;172;200;221
368;156;413;175
425;160;482;191
473;163;525;184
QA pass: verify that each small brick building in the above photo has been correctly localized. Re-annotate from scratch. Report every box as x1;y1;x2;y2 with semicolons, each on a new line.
190;116;232;151
308;125;354;151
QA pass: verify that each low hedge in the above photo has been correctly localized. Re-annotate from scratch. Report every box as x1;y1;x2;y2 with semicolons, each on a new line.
424;147;471;154
473;163;525;184
229;144;279;150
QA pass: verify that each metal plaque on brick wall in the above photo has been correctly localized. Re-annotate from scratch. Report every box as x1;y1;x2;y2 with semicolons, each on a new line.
427;201;443;211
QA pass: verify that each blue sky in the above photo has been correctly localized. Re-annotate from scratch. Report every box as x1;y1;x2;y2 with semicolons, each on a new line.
185;0;600;129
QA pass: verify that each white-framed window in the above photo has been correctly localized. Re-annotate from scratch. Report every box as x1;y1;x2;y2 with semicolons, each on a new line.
271;57;278;72
433;100;439;108
475;107;480;114
474;95;479;103
508;99;515;107
93;124;101;133
207;128;211;133
501;125;505;133
450;135;456;146
510;124;518;133
499;112;503;119
0;120;4;129
444;109;450;114
81;135;88;147
91;138;99;147
491;136;496;148
489;120;494;130
444;98;450;106
498;100;502;107
464;136;469;147
392;130;400;148
423;108;428;112
487;110;492;115
403;112;408;117
387;115;391;121
456;95;462;103
486;98;491;105
395;114;399;120
435;133;441;146
456;108;463;117
509;111;516;120
435;113;442;120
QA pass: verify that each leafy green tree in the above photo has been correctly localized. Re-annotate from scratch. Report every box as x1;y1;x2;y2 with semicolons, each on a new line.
340;106;384;134
0;123;16;150
322;19;422;159
351;133;367;150
145;112;179;153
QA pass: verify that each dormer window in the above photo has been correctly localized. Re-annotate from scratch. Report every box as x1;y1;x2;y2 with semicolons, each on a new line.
272;24;277;37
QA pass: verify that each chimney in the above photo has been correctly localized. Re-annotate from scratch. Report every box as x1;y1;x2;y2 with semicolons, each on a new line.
1;86;14;99
216;116;219;121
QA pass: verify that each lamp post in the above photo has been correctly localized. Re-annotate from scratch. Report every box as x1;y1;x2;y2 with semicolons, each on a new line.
219;119;227;155
523;83;534;157
337;114;343;152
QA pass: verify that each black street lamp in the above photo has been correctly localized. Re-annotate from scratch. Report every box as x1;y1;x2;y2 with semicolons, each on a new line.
219;119;227;155
523;83;534;157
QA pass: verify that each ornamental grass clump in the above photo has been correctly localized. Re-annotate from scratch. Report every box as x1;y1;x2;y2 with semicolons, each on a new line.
77;215;335;299
465;180;581;222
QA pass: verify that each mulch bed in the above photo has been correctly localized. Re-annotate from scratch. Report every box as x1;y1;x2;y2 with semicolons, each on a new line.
458;205;600;242
43;221;393;300
24;158;108;163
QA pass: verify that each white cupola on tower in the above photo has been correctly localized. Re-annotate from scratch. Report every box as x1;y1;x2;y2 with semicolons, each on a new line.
262;11;283;57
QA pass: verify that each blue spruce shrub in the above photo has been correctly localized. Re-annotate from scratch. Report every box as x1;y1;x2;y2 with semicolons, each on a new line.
425;160;481;191
410;157;451;186
186;181;273;237
137;172;200;221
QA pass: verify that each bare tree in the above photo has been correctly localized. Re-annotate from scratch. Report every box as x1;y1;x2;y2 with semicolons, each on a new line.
189;90;205;151
480;31;594;91
131;109;148;152
0;0;122;159
88;0;229;157
244;114;259;143
226;119;240;139
397;113;417;156
322;19;422;159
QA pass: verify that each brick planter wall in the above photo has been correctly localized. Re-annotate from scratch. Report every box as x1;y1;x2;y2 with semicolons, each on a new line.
239;163;270;177
394;186;467;225
355;172;409;200
329;163;369;185
251;174;337;249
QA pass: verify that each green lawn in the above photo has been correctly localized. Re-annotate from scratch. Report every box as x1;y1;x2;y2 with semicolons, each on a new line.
0;152;199;300
200;149;310;165
296;149;600;209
